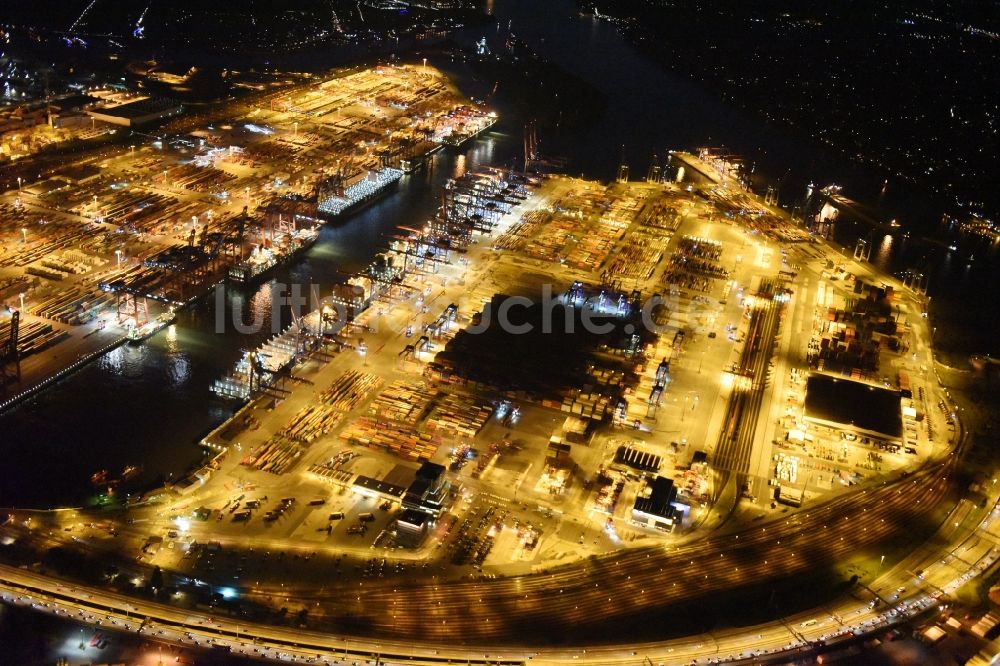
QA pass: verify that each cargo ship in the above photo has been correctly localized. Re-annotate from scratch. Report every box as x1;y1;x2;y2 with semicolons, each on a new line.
441;114;498;149
126;310;176;344
316;167;404;219
228;228;319;285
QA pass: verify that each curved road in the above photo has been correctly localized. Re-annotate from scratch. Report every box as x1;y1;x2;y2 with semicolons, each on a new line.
1;456;981;666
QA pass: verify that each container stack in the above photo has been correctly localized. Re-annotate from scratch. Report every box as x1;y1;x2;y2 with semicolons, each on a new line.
560;390;612;420
319;369;383;411
241;438;302;475
425;393;493;439
279;404;343;443
338;416;440;461
370;380;438;424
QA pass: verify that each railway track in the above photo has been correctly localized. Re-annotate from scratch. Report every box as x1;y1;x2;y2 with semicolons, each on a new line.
712;279;783;503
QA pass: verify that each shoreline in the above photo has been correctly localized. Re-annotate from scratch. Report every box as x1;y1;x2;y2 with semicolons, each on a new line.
0;63;483;421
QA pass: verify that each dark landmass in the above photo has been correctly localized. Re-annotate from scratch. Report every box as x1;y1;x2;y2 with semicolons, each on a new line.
578;0;1000;222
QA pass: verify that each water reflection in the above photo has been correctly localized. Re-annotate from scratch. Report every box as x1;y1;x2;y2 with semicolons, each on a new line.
874;233;893;271
165;353;191;389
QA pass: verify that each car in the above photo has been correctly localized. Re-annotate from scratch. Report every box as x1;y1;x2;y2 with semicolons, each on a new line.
328;512;345;521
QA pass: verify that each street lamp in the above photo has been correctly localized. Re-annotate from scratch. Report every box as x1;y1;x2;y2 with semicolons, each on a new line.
20;227;27;244
18;293;24;311
16;176;21;190
422;57;427;71
115;249;122;268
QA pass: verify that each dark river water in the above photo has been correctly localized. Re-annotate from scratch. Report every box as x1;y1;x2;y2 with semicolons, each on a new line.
1;0;995;508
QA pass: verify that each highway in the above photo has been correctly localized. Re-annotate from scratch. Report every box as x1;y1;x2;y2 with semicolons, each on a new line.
253;461;952;643
3;450;996;665
3;459;953;642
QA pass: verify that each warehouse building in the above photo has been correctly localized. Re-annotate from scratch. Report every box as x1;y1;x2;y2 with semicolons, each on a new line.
803;373;903;444
403;462;450;516
631;476;679;532
87;97;183;127
396;509;432;547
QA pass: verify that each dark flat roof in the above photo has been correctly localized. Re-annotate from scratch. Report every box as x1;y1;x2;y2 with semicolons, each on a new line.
52;93;98;111
634;476;676;519
416;461;445;480
398;509;431;528
93;98;180;119
615;445;662;473
804;373;902;439
353;475;406;499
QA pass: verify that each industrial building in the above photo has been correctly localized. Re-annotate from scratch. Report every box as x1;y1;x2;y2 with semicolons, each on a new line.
615;445;662;473
803;373;903;443
402;462;450;517
396;509;433;547
631;476;679;532
352;476;407;503
87;97;183;127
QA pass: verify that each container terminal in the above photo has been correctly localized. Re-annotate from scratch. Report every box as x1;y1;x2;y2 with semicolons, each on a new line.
0;146;980;664
0;63;498;408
